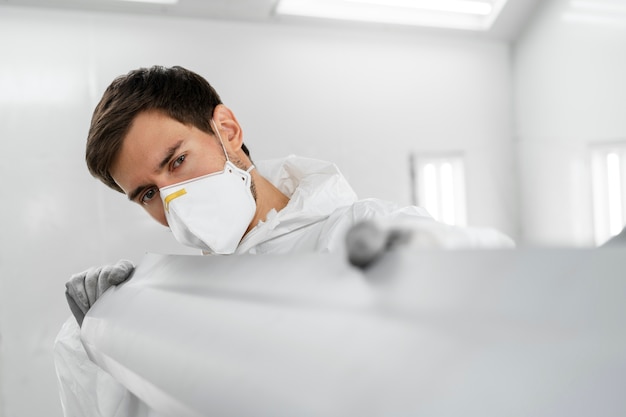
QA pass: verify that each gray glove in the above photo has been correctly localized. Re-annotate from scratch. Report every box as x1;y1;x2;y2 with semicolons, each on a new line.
345;221;412;268
65;259;135;326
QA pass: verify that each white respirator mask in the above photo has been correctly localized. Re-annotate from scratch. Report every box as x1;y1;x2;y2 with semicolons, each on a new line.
159;121;256;254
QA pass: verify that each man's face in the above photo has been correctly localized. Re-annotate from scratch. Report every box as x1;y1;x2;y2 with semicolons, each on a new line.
110;109;228;226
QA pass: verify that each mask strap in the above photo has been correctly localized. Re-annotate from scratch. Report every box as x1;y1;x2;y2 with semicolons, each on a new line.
211;119;231;163
211;119;255;173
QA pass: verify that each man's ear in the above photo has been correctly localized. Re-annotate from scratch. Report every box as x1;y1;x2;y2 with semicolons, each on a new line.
212;104;243;152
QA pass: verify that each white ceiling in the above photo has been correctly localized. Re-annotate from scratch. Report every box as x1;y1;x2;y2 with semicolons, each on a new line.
1;0;542;41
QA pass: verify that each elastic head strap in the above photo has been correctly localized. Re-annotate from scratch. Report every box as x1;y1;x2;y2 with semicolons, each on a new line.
211;119;230;163
211;119;255;173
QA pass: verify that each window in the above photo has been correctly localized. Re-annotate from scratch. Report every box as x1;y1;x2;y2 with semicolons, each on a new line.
411;152;467;226
590;141;626;245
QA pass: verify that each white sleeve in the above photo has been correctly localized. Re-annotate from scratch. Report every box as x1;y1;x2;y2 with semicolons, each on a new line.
392;216;516;249
53;317;157;417
347;198;515;250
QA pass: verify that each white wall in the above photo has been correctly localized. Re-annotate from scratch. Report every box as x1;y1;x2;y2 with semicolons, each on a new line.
514;0;626;246
0;5;515;416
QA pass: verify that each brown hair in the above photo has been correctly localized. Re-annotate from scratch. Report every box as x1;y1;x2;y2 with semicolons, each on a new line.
86;65;249;192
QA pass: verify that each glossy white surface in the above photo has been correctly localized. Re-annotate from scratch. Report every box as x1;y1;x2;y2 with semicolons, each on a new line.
83;249;626;416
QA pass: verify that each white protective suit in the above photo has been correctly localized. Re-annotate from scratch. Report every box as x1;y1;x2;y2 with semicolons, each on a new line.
54;156;514;417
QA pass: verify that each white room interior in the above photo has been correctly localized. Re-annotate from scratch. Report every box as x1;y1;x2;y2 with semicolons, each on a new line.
1;0;625;415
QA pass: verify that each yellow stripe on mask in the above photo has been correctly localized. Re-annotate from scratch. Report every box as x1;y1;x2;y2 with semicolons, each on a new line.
164;188;187;212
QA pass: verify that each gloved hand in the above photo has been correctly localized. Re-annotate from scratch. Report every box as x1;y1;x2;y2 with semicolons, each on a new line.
345;221;412;268
65;259;135;326
345;219;514;268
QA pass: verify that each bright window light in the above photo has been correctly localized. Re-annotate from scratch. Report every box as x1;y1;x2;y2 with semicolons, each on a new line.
275;0;508;31
423;163;439;220
412;153;467;226
606;153;623;235
590;142;626;244
440;162;456;224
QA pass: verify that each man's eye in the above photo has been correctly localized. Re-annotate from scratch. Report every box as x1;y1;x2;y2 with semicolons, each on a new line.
172;154;186;169
141;188;158;204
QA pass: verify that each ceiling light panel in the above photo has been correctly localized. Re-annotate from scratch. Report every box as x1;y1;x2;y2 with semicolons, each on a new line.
114;0;179;5
275;0;509;31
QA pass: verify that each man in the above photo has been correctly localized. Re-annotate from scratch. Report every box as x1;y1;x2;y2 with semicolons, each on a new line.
55;65;513;417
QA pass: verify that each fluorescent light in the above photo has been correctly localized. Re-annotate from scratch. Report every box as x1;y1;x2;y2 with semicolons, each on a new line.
275;0;505;30
344;0;493;16
113;0;179;5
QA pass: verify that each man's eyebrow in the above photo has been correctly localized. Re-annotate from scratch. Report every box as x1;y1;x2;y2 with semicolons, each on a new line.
156;140;184;172
127;140;184;202
128;184;150;202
